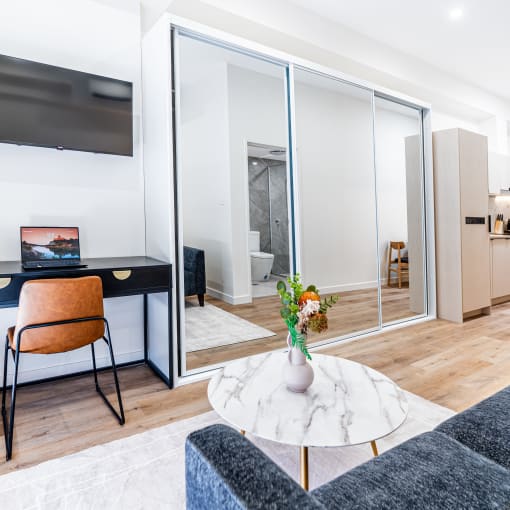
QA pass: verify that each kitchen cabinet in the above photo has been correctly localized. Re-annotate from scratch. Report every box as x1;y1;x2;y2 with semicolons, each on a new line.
433;128;491;322
491;239;510;298
488;152;510;194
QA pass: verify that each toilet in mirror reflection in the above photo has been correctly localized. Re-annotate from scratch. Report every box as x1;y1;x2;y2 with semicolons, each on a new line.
249;231;274;282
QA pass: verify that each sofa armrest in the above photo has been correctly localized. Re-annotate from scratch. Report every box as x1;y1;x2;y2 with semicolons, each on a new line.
183;246;206;295
186;424;324;510
435;385;510;469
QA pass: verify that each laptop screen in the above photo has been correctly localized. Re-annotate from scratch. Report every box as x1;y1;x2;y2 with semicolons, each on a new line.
20;227;81;262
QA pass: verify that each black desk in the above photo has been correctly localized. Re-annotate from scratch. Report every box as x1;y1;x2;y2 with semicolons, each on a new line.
0;257;173;388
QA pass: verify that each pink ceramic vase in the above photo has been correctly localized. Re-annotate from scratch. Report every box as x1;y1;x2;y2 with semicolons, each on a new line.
283;333;314;392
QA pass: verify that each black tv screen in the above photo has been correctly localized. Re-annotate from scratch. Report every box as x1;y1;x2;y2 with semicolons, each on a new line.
0;54;133;156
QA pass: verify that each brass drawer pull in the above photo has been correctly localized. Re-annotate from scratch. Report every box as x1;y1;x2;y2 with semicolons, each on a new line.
113;270;132;281
0;278;11;290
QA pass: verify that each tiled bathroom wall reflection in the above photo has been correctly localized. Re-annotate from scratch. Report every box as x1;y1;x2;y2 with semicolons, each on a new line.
248;156;290;275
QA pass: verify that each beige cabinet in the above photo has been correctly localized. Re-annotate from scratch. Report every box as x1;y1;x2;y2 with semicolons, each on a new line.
488;152;510;194
491;239;510;298
433;128;491;323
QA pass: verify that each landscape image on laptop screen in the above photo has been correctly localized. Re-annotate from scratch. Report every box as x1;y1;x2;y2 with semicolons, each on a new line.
21;227;80;261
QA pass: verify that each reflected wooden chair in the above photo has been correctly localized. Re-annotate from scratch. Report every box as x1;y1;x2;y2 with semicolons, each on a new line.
387;241;409;289
2;276;125;461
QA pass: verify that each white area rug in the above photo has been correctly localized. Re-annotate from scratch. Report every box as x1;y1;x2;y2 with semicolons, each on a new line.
0;391;454;510
185;304;276;352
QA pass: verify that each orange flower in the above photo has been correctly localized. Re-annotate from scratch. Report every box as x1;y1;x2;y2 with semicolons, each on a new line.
298;291;320;308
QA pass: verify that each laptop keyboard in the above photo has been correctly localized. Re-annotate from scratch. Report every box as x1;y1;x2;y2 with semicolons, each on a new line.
24;260;82;268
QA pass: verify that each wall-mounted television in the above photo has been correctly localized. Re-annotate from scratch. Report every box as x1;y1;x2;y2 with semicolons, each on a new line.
0;54;133;156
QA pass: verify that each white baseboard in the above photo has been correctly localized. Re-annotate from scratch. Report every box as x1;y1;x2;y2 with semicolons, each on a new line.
318;280;378;294
206;286;252;305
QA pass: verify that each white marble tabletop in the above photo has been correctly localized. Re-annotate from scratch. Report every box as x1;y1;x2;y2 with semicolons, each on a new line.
208;352;408;448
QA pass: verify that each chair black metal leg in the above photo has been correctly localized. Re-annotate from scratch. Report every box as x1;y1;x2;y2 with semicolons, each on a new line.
90;323;125;426
2;336;8;413
1;336;9;457
105;319;125;424
91;343;99;391
2;345;21;461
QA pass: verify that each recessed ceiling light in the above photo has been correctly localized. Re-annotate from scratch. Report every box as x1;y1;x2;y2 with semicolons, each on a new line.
449;7;463;20
252;161;258;165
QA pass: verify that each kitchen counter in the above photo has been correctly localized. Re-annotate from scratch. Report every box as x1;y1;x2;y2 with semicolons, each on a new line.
490;234;510;239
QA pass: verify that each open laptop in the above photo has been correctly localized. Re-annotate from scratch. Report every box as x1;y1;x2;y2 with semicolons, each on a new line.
20;227;87;270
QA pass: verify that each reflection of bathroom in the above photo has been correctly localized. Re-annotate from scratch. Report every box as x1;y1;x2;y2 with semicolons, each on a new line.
247;143;290;298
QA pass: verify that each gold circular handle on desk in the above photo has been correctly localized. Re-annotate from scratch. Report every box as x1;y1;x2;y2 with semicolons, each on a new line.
112;270;132;281
0;278;11;290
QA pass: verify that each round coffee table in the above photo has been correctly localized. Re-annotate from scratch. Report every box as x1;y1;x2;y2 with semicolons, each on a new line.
208;352;408;490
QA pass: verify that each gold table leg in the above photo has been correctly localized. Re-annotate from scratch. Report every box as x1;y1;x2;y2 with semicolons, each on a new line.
240;429;245;436
300;446;309;490
370;440;379;457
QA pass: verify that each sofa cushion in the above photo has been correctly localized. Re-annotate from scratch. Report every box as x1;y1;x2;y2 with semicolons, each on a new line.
311;431;510;510
436;385;510;469
186;424;325;510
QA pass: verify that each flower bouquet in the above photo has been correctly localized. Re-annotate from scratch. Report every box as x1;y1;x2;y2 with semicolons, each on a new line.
277;274;338;392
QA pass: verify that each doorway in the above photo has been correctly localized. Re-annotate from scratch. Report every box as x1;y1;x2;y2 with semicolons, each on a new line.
247;142;290;298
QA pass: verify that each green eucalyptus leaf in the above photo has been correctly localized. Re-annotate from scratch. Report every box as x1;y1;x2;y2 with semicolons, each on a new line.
280;308;291;319
276;281;287;293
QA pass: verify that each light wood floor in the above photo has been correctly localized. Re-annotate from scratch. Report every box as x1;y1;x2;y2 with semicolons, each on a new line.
186;284;417;370
0;300;509;475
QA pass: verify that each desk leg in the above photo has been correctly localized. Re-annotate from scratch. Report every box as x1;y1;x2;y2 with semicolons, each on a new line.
370;440;379;457
300;446;309;491
143;293;148;362
145;292;173;389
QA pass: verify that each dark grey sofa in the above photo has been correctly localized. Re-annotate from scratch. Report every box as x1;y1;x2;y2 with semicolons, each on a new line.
184;246;206;306
186;386;510;509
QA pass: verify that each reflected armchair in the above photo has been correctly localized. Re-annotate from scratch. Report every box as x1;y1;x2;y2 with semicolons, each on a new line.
184;246;206;306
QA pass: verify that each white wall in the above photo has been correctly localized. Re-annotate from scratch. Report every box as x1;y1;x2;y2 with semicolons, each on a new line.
294;76;378;292
431;111;483;133
180;46;234;301
0;0;145;382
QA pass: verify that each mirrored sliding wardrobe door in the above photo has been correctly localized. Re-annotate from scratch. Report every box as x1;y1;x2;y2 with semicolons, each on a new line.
174;31;292;373
293;68;380;345
373;97;426;324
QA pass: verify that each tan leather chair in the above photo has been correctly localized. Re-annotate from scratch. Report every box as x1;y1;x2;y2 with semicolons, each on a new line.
2;276;125;460
387;241;409;289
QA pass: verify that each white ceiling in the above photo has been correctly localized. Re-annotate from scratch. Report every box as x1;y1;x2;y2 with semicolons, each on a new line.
287;0;510;101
